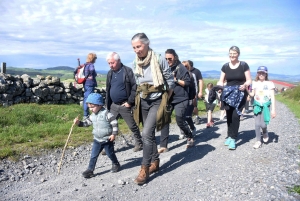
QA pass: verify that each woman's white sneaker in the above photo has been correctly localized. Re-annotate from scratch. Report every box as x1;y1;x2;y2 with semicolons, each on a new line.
262;132;269;143
253;141;262;149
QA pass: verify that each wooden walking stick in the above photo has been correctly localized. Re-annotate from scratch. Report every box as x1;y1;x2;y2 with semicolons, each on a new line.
57;115;79;174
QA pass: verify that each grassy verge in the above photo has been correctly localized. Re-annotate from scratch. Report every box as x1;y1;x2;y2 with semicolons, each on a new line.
276;85;300;195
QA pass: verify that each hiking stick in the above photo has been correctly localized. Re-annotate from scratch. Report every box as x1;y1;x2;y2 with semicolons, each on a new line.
57;115;79;174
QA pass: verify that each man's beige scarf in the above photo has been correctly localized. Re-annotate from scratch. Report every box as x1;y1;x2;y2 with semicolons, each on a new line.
135;48;164;87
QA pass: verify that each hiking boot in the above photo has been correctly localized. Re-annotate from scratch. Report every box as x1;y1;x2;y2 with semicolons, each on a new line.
224;137;232;146
179;134;185;140
194;116;201;125
133;144;143;152
134;165;149;185
253;141;262;149
101;149;106;155
228;139;236;150
82;169;94;178
158;147;168;153
262;132;269;143
187;138;194;148
111;163;121;173
149;159;160;174
192;128;197;137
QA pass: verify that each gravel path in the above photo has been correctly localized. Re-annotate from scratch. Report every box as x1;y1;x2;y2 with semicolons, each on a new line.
1;101;300;201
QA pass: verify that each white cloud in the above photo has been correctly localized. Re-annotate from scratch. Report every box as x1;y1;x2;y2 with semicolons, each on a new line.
0;0;299;75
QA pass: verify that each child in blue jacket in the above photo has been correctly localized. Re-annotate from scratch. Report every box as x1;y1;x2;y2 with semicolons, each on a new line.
74;93;120;178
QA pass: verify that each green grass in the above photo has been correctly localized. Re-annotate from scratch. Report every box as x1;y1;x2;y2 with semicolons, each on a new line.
276;85;300;124
0;104;93;160
288;185;300;194
275;85;300;195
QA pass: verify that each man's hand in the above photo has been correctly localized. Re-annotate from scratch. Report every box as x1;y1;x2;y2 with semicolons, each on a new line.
122;102;131;108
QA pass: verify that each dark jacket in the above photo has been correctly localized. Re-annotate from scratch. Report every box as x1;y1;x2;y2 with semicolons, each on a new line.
170;62;190;104
106;64;137;110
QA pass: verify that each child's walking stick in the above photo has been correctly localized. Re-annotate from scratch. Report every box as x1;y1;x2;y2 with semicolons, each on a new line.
57;115;79;174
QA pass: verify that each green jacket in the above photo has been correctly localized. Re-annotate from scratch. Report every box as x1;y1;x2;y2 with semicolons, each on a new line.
253;99;271;125
133;84;171;131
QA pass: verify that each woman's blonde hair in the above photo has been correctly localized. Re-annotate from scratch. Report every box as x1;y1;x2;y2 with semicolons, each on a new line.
86;53;97;63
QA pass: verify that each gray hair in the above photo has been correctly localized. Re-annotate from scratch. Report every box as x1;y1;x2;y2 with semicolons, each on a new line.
106;52;120;61
229;46;240;55
131;33;150;45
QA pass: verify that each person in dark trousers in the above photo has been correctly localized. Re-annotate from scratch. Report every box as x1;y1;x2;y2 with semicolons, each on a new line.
73;93;120;178
217;46;252;150
131;33;175;185
106;52;143;152
158;49;194;153
188;60;204;125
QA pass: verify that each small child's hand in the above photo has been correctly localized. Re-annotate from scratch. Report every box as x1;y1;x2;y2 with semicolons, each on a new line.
108;135;115;141
73;117;79;125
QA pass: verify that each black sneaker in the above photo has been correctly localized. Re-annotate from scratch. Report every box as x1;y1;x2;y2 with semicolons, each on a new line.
194;116;201;125
133;144;143;152
82;169;94;178
111;163;121;173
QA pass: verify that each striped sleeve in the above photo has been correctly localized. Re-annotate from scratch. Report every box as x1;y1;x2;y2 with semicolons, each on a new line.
106;111;118;135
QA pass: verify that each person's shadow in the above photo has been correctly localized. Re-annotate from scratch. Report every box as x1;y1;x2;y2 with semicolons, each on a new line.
236;130;279;147
149;143;215;182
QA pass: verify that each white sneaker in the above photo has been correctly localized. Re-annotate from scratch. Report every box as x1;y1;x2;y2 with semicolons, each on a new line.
179;134;185;140
263;132;269;143
253;141;262;149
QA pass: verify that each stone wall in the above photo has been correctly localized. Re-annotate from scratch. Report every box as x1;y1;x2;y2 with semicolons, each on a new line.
0;73;106;106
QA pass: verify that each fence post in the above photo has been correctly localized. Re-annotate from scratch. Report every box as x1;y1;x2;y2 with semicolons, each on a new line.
1;62;6;74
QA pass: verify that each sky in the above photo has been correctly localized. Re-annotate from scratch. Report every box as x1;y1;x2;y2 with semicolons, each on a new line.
0;0;300;75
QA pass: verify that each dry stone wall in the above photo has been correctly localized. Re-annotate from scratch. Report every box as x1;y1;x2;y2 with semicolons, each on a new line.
0;73;106;106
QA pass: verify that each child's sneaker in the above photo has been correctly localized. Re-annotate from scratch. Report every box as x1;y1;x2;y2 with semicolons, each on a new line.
187;138;194;148
194;116;201;125
228;139;236;150
253;141;262;149
206;123;211;128
240;115;244;121
224;137;232;146
111;163;121;173
262;132;269;143
82;169;94;178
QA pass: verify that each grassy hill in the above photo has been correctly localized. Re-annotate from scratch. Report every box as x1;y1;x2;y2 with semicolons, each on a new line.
6;66;75;80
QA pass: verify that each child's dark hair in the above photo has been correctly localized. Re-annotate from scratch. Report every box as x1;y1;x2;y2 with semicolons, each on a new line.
207;83;213;90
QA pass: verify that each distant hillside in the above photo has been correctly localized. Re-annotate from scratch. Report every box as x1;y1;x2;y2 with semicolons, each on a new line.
201;70;300;83
4;66;300;83
46;66;74;71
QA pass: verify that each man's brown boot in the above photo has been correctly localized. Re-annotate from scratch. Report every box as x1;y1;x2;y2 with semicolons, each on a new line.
149;159;160;174
134;165;149;185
